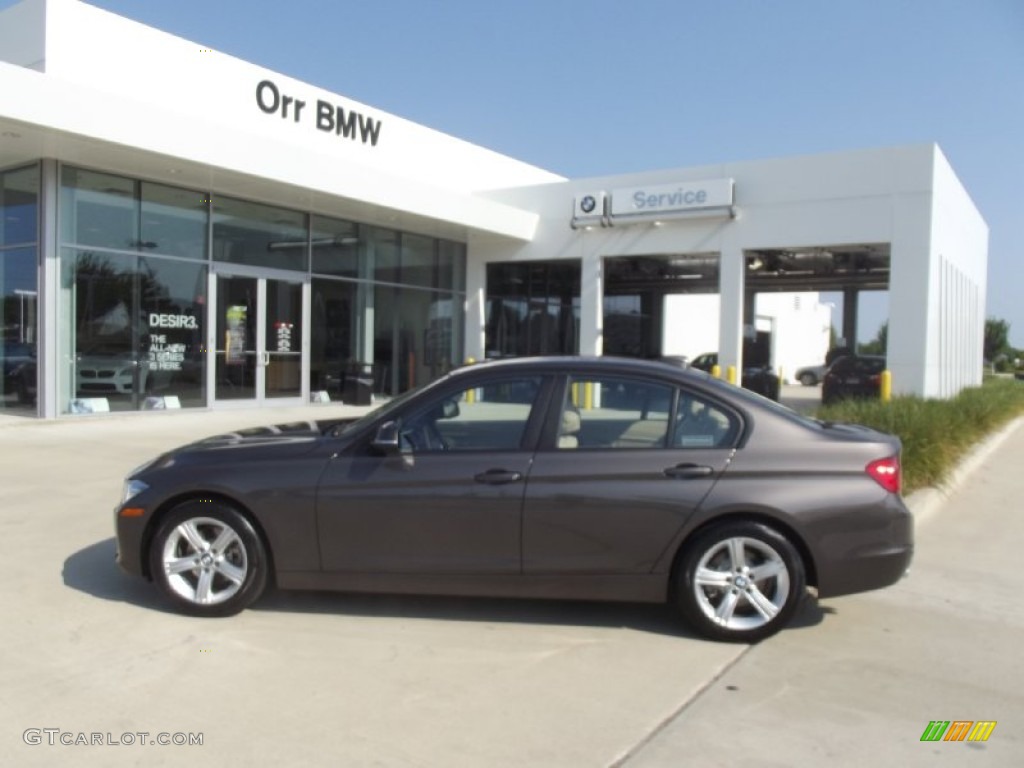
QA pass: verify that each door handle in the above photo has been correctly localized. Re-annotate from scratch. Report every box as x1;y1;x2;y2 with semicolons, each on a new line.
474;469;523;485
664;463;714;479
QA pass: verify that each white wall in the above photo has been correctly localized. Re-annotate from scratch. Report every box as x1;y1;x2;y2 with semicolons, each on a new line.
662;295;721;359
472;144;987;398
755;293;831;382
32;0;563;195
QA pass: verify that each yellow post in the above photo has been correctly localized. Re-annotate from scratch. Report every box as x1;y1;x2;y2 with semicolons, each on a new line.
726;365;737;385
465;357;476;403
880;369;892;402
583;381;594;410
711;364;721;379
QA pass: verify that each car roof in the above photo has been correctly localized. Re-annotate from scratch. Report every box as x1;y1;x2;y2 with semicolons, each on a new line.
453;355;693;378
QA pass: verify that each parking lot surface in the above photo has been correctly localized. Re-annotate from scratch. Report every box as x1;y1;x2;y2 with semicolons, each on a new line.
1;403;1021;766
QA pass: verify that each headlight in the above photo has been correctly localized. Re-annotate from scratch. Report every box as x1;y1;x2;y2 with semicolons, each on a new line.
122;478;150;504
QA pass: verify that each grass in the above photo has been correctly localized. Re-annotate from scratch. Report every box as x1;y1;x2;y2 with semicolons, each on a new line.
815;377;1024;493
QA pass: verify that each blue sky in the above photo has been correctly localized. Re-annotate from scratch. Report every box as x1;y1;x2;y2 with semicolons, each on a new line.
16;0;1024;345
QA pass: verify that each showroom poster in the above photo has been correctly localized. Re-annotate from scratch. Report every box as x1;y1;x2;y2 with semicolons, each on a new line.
225;305;247;364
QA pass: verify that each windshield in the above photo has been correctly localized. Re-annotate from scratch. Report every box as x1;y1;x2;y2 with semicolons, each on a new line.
330;378;436;437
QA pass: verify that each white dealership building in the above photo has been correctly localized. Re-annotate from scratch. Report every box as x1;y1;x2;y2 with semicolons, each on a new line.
0;0;988;418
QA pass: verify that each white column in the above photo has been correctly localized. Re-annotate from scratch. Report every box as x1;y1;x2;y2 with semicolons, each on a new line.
579;251;603;356
718;247;745;373
463;249;486;362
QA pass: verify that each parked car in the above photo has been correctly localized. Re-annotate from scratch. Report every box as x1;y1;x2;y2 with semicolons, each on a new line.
115;356;912;643
76;346;150;395
689;352;780;400
821;355;887;404
794;363;828;386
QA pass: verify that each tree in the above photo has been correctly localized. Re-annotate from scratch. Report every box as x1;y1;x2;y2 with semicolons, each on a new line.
984;318;1011;363
857;322;887;356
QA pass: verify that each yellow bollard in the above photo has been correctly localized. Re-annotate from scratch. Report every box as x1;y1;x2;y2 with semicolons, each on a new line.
711;364;721;379
880;370;892;402
583;381;594;410
465;357;477;403
726;365;737;385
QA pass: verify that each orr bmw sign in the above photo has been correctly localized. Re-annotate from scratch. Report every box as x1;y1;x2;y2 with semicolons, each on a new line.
573;178;734;228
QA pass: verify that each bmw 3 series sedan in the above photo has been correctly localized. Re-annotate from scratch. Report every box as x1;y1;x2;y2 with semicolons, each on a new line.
115;356;913;642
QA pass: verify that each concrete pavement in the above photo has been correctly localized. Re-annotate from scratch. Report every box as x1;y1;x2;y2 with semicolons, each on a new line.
0;402;1021;766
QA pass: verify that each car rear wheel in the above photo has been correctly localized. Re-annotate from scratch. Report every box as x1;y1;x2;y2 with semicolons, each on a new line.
149;500;268;617
675;521;805;642
799;372;817;386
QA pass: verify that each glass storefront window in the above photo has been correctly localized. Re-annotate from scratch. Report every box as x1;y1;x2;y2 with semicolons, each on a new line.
437;240;465;293
310;215;361;278
366;226;399;284
1;165;39;247
486;260;581;357
311;277;360;397
213;197;308;272
140;182;208;260
1;247;38;410
61;168;137;250
61;249;207;412
1;165;39;413
400;233;435;289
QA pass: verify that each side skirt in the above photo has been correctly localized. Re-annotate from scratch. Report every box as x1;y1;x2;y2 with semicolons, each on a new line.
276;571;668;604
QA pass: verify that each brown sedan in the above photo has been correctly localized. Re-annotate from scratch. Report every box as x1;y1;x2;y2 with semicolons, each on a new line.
115;356;912;642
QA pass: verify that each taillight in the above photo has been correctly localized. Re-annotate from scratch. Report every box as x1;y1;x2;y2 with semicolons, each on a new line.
866;456;901;494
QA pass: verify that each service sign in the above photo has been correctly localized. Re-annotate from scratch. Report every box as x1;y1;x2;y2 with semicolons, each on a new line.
610;178;734;217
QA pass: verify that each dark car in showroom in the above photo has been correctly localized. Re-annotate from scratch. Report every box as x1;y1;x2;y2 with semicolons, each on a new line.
822;355;887;404
115;356;912;643
689;352;780;401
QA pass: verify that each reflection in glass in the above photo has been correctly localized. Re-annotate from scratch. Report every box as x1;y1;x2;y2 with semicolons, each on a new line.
215;275;257;400
213;197;308;272
63;250;207;412
1;248;38;410
140;182;208;259
0;164;39;247
266;280;302;398
310;215;361;278
61;168;137;250
486;260;581;357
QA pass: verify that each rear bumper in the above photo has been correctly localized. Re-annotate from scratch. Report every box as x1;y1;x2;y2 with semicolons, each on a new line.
812;494;914;598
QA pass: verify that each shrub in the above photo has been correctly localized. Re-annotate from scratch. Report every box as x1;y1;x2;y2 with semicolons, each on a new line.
815;378;1024;493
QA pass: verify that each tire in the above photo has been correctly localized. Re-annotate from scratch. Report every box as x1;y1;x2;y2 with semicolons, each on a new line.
675;521;805;643
799;373;817;386
149;500;268;617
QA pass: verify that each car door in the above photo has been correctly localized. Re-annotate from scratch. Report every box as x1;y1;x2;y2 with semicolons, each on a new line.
522;374;738;574
316;374;550;574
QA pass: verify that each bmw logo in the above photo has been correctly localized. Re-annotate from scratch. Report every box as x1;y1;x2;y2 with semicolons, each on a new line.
579;195;597;214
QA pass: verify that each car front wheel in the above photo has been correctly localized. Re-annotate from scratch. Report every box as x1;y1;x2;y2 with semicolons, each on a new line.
675;521;805;642
799;373;817;386
149;500;268;617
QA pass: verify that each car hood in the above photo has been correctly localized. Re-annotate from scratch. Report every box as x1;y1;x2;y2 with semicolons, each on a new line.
139;418;360;471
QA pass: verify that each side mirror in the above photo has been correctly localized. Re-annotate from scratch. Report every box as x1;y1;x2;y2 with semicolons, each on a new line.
371;421;401;454
441;398;460;419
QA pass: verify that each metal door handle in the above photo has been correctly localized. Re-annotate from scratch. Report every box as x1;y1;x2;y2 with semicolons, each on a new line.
474;469;523;485
664;463;713;479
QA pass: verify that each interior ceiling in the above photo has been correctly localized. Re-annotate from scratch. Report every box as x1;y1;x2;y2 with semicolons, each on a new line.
0;116;471;242
605;245;891;295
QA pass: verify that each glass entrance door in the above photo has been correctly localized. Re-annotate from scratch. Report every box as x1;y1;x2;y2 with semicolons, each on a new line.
214;273;304;404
